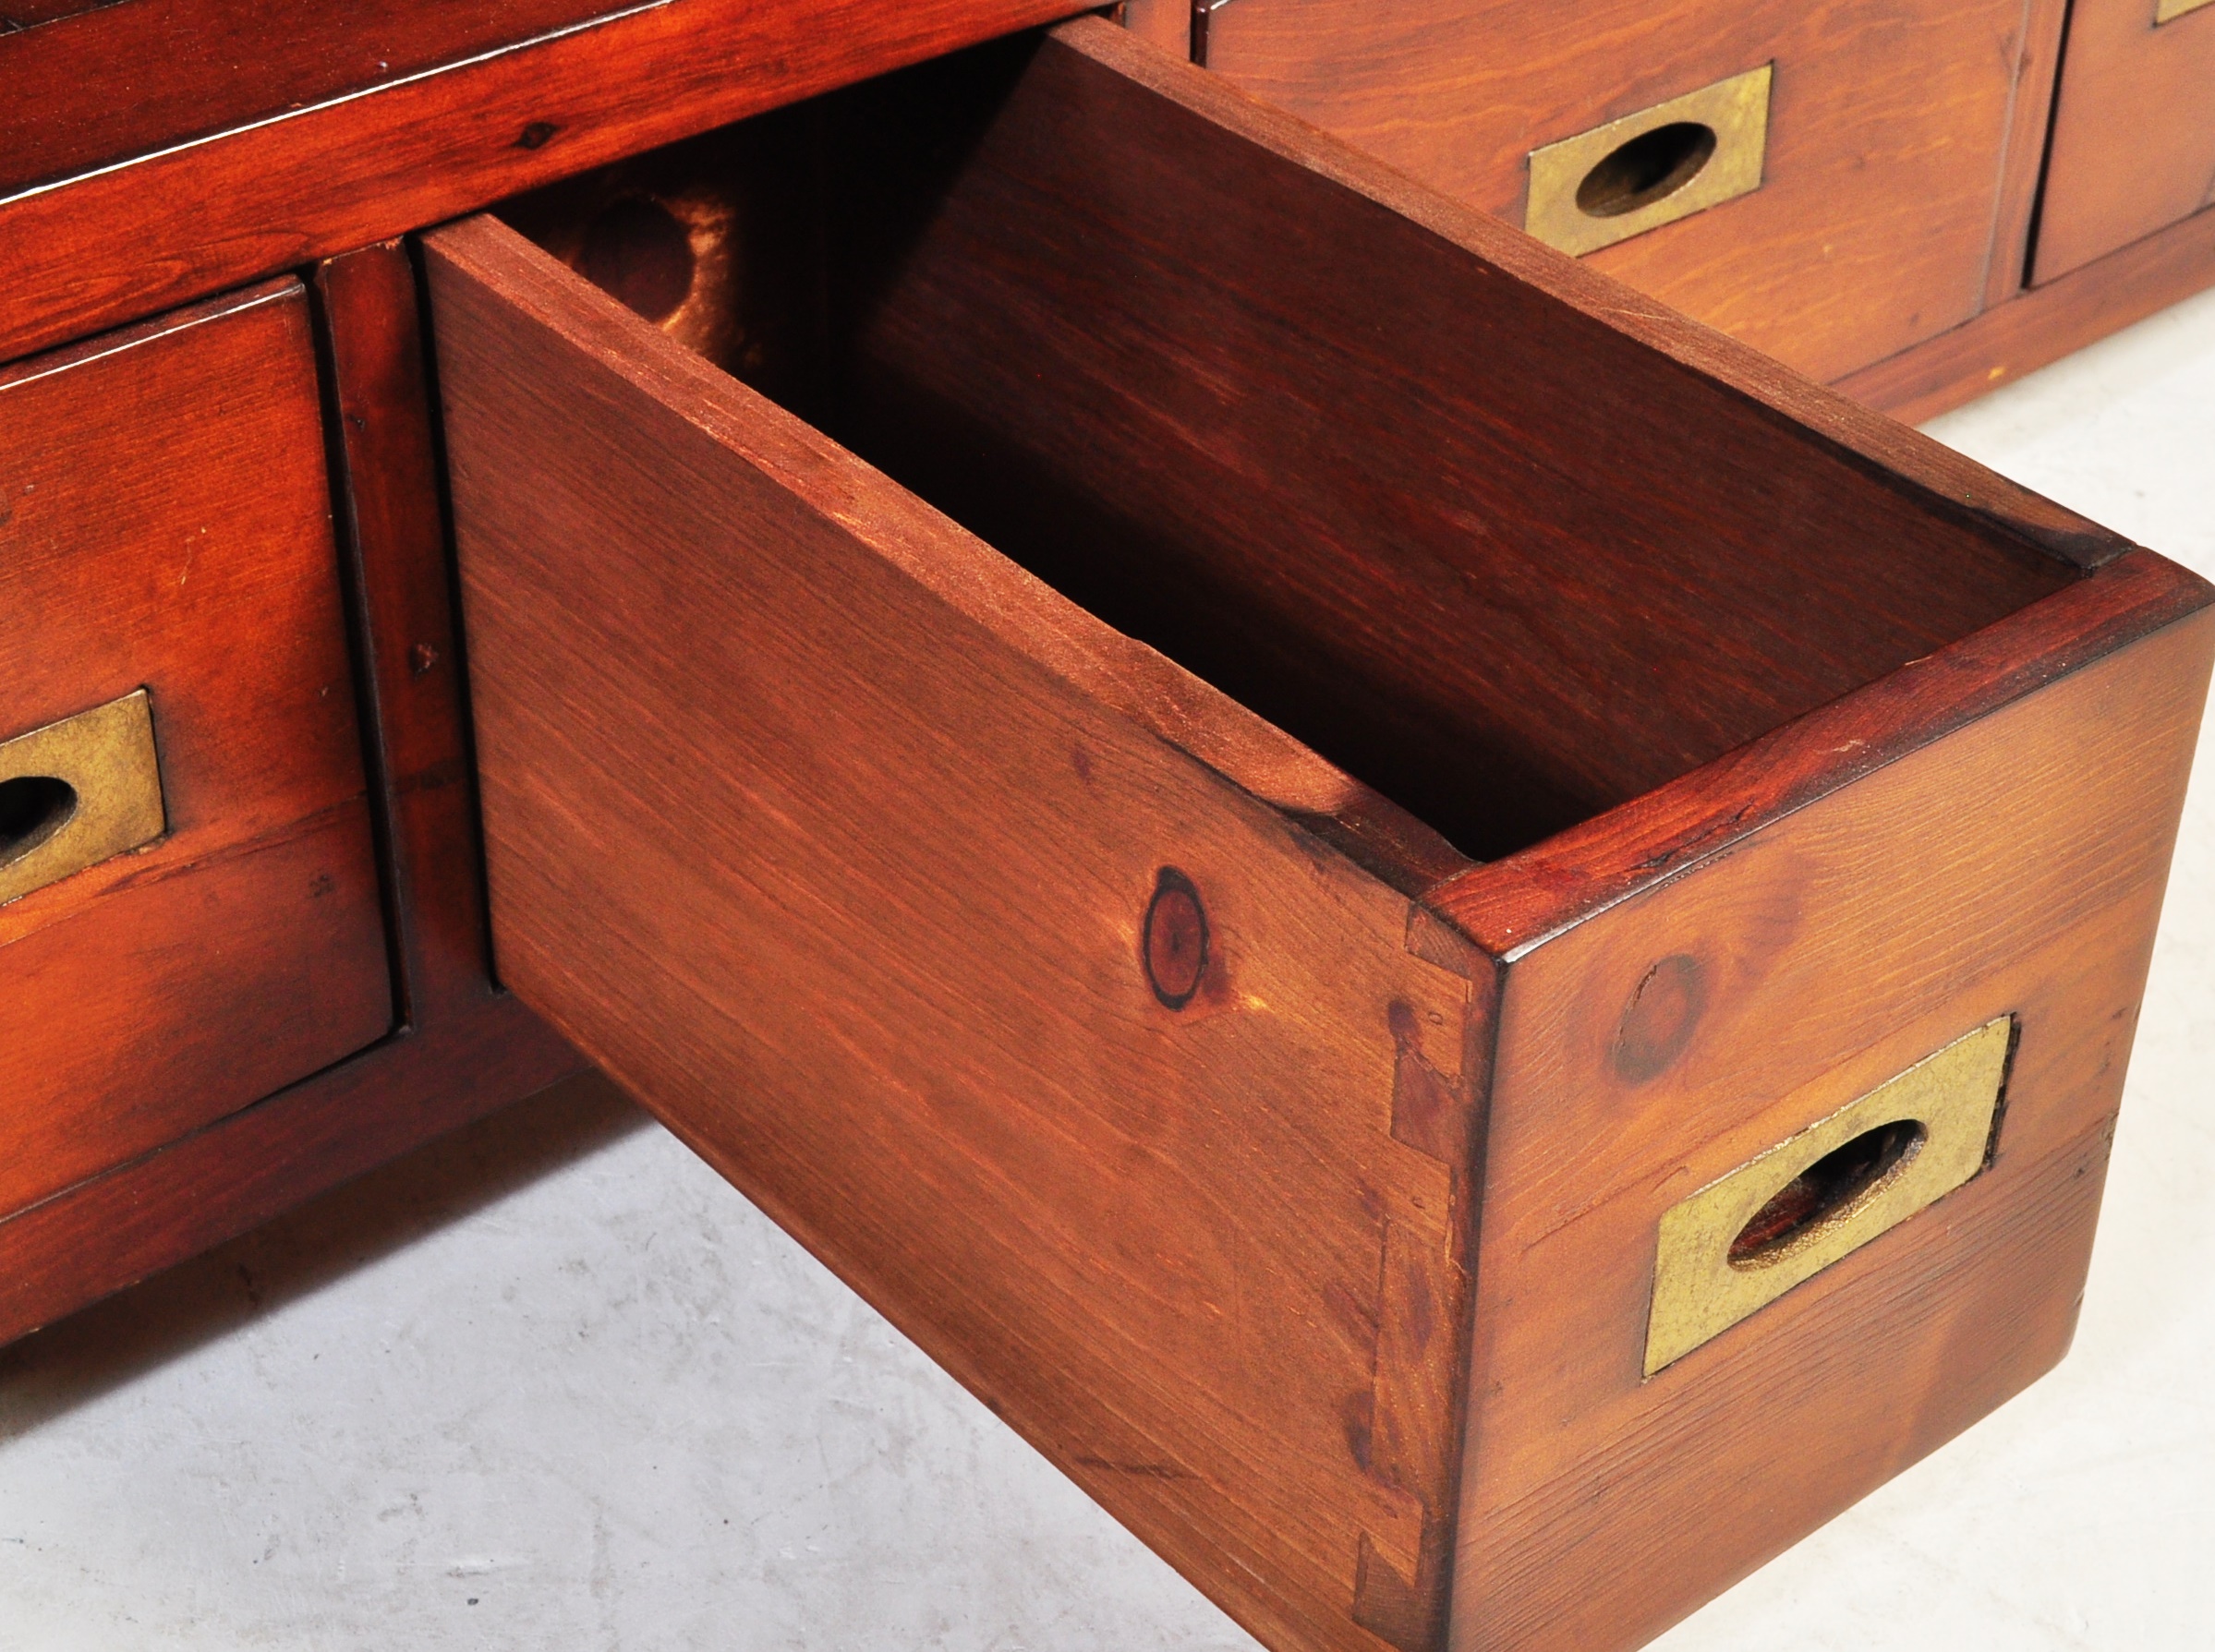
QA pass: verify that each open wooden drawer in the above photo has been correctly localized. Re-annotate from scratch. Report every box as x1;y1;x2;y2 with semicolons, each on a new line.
420;21;2213;1652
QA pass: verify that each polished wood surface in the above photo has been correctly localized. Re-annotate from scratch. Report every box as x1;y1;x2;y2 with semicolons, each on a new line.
428;206;1483;1652
0;993;576;1347
1178;0;2065;380
0;0;1083;368
313;241;499;1026
1446;603;2214;1651
0;0;2198;1642
1;0;645;194
1432;548;2214;950
2036;0;2215;281
427;21;2215;1652
1840;199;2215;421
823;27;2089;862
0;280;392;1218
0;243;583;1347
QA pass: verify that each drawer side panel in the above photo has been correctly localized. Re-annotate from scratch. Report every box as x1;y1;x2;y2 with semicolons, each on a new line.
429;216;1486;1652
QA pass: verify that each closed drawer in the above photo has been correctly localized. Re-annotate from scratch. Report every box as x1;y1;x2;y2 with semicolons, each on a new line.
2037;0;2215;280
1144;0;2055;382
0;281;393;1218
424;23;2211;1652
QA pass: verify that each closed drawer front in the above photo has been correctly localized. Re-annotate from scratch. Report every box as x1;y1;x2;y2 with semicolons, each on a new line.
1147;0;2054;382
425;23;2212;1652
0;281;393;1218
2037;0;2215;280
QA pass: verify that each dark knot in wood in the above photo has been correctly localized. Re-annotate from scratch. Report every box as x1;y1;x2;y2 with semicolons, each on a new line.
1144;867;1208;1009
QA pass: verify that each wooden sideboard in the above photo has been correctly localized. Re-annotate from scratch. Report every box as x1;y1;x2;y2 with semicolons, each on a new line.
3;4;2211;1650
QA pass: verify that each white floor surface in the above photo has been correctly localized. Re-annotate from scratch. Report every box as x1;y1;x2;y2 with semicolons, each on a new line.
4;287;2212;1650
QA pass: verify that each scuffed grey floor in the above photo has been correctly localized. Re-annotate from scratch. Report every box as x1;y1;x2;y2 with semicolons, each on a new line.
3;287;2212;1650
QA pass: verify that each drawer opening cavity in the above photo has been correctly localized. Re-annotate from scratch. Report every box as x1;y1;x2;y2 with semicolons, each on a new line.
492;30;2080;865
1577;122;1718;218
1725;1117;1926;1266
0;775;77;868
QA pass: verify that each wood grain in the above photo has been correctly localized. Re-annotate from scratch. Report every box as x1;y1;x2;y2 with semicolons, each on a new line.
0;279;392;1217
1189;0;2061;380
434;30;2215;1649
2035;0;2215;281
1429;549;2215;954
0;0;1083;368
427;208;1485;1652
0;992;577;1347
313;241;499;1025
0;0;115;29
1983;0;2073;308
1118;0;1186;56
1446;604;2215;1652
0;0;649;195
0;250;582;1346
825;24;2089;861
1840;202;2215;420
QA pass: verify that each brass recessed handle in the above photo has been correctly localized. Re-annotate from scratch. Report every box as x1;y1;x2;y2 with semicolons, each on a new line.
1643;1016;2013;1377
0;689;166;906
1525;65;1773;258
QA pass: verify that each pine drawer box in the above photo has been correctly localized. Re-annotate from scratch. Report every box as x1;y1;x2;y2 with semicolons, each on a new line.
0;279;393;1222
418;22;2212;1652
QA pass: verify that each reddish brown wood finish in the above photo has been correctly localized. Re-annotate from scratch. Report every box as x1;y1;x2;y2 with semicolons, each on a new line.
426;23;2215;1652
1985;0;2073;308
1180;0;2064;381
313;240;498;1025
0;279;393;1217
1446;603;2214;1651
428;209;1483;1652
0;0;649;194
0;993;577;1347
821;28;2089;860
0;0;1083;368
1839;205;2215;423
0;243;581;1347
1430;548;2214;952
0;0;112;26
2036;0;2215;282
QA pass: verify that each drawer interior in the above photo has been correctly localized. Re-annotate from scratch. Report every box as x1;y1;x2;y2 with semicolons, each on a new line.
494;28;2079;862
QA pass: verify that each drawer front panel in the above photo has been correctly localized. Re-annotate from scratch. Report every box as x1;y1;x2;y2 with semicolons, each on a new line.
2037;0;2215;280
1451;606;2214;1651
1191;0;2060;380
0;281;393;1216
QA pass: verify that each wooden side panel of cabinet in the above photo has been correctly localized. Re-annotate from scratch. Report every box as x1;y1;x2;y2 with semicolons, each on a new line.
2035;0;2215;281
1189;0;2066;381
0;281;393;1217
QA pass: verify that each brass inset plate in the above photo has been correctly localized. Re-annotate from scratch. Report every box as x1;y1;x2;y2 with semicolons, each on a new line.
2157;0;2212;25
1526;65;1772;258
0;689;166;906
1644;1017;2013;1377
